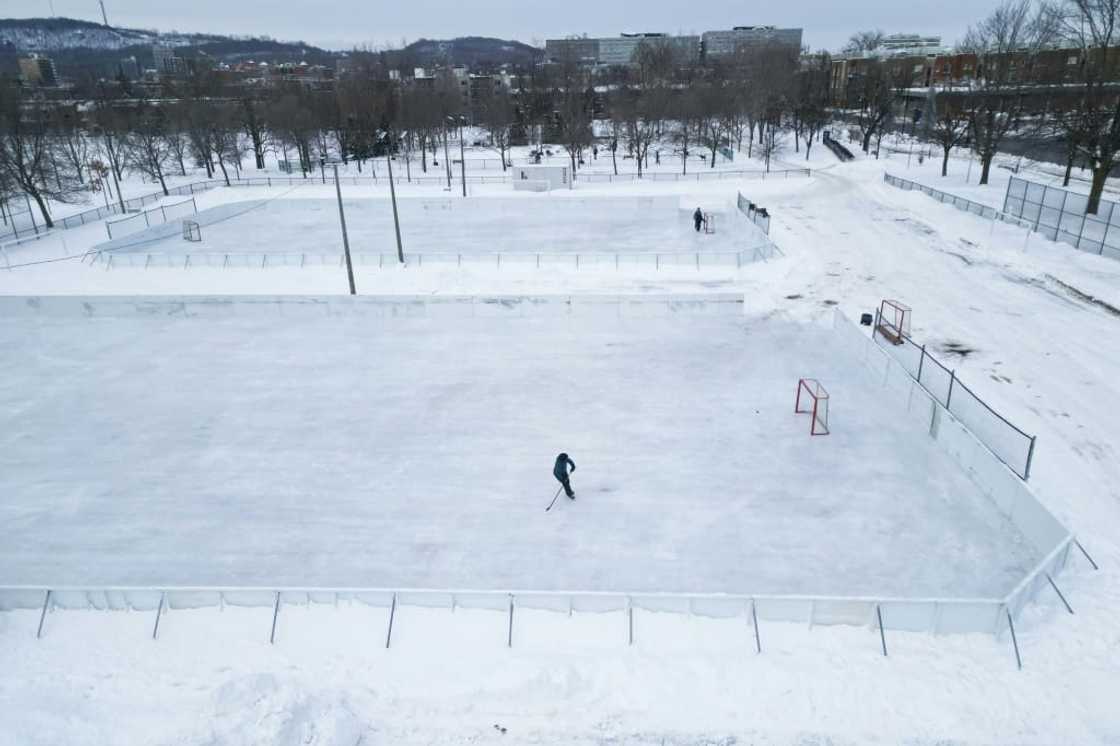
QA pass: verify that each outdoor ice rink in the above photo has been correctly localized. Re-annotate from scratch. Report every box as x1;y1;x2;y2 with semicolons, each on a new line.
96;194;759;257
0;300;1039;599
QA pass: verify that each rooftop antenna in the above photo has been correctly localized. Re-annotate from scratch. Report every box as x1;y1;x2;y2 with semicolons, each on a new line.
99;0;110;26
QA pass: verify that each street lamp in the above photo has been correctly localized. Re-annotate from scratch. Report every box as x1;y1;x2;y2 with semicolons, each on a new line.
442;123;452;191
332;165;356;295
447;114;467;198
385;132;405;264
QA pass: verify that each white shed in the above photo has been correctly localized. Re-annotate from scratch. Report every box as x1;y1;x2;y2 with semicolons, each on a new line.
513;164;571;191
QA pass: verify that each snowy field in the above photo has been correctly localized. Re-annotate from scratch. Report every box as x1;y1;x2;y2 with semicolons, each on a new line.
3;134;1120;745
0;302;1035;597
94;193;756;258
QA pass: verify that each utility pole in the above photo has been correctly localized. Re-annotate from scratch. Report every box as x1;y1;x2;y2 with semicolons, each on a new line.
442;126;452;191
386;148;405;264
333;166;356;295
458;118;467;198
99;0;110;26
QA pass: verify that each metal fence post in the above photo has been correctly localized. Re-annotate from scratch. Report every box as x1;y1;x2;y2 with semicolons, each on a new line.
1006;609;1023;670
1024;435;1037;480
36;590;51;639
877;604;888;656
267;591;280;640
946;369;957;409
1045;573;1074;614
917;344;926;383
751;598;761;654
385;593;397;648
507;594;514;648
152;592;165;640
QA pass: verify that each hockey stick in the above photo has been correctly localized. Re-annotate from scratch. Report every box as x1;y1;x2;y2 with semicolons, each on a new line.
545;485;564;512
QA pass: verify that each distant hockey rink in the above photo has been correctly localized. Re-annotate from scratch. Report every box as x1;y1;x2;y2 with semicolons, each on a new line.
93;194;761;258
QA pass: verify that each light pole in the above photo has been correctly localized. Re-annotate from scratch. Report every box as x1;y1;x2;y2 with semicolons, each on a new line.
457;116;467;198
385;136;405;264
442;125;452;191
332;165;356;295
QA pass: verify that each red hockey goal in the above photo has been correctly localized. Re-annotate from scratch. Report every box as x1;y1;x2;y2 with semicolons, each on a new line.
795;378;830;436
875;299;911;345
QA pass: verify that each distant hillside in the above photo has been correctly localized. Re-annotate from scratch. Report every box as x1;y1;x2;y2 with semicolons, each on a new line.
400;36;542;69
0;16;334;78
0;18;542;78
0;16;222;52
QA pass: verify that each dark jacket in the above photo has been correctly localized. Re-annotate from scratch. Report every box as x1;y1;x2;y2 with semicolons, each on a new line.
553;453;575;480
693;208;703;225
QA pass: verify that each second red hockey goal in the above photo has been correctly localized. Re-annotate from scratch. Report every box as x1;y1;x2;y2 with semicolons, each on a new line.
795;378;830;436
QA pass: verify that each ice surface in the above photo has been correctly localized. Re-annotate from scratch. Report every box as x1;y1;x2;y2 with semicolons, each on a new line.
0;309;1036;597
95;195;758;257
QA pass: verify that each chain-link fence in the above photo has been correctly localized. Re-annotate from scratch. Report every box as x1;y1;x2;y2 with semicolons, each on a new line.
90;248;779;271
1001;176;1120;260
104;198;198;240
736;191;771;234
883;173;1033;229
872;307;1037;480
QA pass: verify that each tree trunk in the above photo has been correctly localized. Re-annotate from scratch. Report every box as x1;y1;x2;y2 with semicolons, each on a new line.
29;190;54;228
611;145;617;175
1063;150;1074;187
979;153;993;186
942;147;950;177
1087;163;1109;215
862;127;874;153
217;156;231;186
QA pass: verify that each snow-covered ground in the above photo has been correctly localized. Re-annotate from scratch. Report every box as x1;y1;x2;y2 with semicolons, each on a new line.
2;133;1120;745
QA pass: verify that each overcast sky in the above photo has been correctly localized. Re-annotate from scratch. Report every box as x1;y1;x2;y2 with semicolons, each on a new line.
6;0;1001;53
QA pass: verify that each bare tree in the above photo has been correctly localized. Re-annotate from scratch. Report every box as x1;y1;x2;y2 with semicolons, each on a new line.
239;95;269;170
554;60;594;175
930;89;971;176
0;86;84;227
697;79;733;167
671;89;705;175
1052;0;1120;211
477;85;515;170
852;59;898;153
163;101;191;176
960;0;1055;184
845;29;886;54
55;106;92;184
125;102;172;194
614;86;660;176
794;53;832;160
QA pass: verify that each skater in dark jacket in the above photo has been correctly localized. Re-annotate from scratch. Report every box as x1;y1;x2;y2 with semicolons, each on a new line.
693;207;704;232
553;452;576;499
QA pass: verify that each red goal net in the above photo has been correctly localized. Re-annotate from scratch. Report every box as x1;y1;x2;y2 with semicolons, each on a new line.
795;378;830;436
875;299;911;345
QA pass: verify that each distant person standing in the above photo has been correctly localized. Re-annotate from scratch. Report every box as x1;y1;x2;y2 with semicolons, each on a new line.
693;207;704;232
553;452;577;500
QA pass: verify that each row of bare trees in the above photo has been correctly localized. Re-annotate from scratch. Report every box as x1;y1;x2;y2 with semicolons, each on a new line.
849;0;1120;213
4;40;834;229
